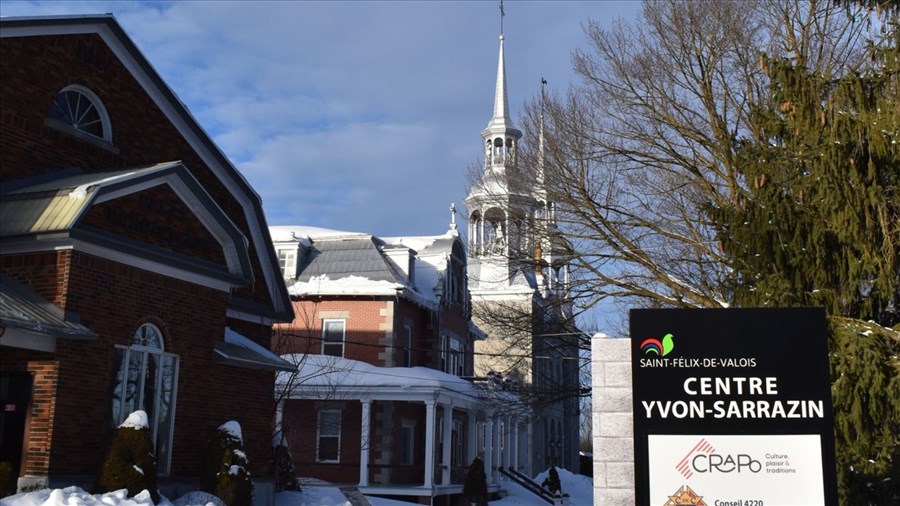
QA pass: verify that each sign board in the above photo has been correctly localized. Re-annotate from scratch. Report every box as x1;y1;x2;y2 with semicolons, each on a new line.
630;308;838;506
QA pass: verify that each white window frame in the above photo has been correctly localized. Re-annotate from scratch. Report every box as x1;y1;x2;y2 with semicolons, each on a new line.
111;323;179;475
316;409;341;463
321;319;345;357
452;419;464;469
446;335;462;375
48;84;112;141
400;421;415;465
277;248;297;279
402;324;413;367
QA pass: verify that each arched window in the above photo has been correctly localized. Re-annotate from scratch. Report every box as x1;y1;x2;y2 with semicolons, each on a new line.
48;85;111;141
111;323;179;474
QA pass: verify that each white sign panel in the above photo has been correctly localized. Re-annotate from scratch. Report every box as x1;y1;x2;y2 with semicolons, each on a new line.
648;434;825;506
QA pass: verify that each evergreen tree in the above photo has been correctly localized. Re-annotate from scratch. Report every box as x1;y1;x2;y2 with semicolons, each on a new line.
711;14;898;324
462;457;488;506
201;421;254;506
709;6;899;503
94;411;159;503
270;430;301;492
541;466;562;496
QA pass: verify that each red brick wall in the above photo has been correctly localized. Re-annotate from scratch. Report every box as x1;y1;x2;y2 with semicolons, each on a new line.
80;185;227;266
280;399;434;486
281;399;362;484
0;251;274;477
26;360;59;476
392;301;432;367
274;298;392;365
274;296;476;370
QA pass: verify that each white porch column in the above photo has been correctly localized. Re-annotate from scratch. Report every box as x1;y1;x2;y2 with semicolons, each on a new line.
467;411;477;465
491;416;501;485
274;399;285;433
359;400;371;487
441;405;453;485
511;416;519;471
504;416;513;470
424;400;436;489
479;219;484;255
483;413;493;484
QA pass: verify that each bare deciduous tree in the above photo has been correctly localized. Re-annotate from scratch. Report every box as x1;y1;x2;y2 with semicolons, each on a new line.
508;0;875;334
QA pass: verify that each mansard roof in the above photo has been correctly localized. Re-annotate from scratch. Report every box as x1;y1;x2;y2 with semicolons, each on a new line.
271;225;465;309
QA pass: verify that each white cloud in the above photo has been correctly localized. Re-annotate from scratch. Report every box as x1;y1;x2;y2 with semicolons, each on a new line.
2;0;640;238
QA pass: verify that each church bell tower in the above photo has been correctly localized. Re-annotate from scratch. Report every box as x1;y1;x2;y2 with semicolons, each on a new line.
464;3;579;476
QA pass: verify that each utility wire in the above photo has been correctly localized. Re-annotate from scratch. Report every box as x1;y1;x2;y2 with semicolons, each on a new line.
274;331;587;362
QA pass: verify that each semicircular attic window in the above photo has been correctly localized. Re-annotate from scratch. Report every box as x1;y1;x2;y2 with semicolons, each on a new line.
48;85;112;143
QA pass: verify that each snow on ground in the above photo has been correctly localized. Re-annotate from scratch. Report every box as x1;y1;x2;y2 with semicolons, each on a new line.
0;468;592;506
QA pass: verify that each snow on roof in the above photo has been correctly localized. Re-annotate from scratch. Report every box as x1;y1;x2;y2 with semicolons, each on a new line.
277;354;477;395
269;225;366;242
288;274;404;297
275;226;464;310
221;326;295;371
277;354;527;416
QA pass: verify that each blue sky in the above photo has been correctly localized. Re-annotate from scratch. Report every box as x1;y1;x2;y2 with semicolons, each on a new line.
1;0;641;239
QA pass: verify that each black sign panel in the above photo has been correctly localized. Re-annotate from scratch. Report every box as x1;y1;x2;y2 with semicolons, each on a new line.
630;308;837;505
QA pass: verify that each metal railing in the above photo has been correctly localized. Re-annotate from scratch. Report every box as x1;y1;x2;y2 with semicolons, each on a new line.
498;467;556;504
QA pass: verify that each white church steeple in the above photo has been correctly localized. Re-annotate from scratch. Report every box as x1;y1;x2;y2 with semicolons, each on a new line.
480;6;521;175
465;2;580;477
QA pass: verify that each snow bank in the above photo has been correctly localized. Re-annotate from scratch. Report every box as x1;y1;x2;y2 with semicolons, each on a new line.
0;487;163;506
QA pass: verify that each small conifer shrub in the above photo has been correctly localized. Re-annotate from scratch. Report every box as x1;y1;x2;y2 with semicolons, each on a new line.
201;421;254;506
541;466;562;496
270;430;301;492
94;410;159;503
1;461;17;498
462;457;488;506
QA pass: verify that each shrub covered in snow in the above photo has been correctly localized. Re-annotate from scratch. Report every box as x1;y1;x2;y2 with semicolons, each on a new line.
540;466;562;496
94;410;159;503
201;421;253;506
269;431;301;492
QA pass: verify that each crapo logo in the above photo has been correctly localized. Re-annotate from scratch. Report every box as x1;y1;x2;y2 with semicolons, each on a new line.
676;438;714;479
675;438;762;479
640;333;674;356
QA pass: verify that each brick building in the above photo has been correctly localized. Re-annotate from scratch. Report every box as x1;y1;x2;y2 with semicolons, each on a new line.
0;15;294;503
269;224;530;505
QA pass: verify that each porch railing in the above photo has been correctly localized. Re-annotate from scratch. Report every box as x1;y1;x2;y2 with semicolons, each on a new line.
499;467;558;504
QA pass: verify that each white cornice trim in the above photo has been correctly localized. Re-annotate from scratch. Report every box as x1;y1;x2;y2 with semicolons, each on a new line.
0;239;239;292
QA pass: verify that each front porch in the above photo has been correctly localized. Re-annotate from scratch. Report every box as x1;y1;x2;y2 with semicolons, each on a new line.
276;355;532;504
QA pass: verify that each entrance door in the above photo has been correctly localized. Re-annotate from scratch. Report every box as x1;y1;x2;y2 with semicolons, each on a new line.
0;373;33;478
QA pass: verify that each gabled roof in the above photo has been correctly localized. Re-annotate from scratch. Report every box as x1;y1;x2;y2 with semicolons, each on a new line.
0;14;292;322
1;162;253;291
